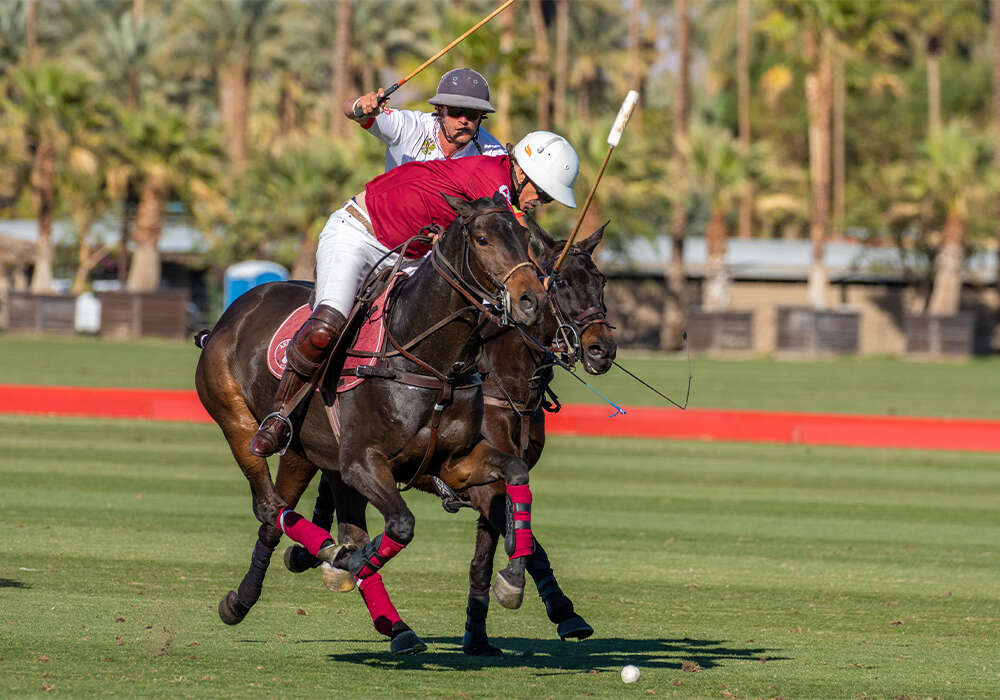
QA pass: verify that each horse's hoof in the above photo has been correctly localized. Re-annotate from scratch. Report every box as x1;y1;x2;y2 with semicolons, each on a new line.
389;629;427;655
218;591;249;625
462;635;503;656
557;615;594;641
491;571;525;610
283;545;319;573
320;562;356;592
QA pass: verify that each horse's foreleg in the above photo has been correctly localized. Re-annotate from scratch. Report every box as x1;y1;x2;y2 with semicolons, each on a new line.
461;505;504;656
338;452;426;654
283;471;338;574
451;442;530;609
526;538;594;640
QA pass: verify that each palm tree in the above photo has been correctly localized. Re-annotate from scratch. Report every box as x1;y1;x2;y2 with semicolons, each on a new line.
3;64;93;293
685;120;762;310
222;138;366;279
736;0;753;240
177;0;285;172
662;0;691;350
112;104;221;291
62;145;112;294
528;0;550;129
919;123;995;315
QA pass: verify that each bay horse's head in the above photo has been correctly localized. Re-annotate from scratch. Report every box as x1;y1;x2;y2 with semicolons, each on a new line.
439;192;544;327
529;217;617;375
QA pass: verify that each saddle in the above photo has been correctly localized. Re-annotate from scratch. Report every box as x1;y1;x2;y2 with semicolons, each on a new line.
265;270;404;394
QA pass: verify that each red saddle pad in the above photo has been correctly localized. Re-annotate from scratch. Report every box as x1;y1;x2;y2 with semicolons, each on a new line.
265;276;402;394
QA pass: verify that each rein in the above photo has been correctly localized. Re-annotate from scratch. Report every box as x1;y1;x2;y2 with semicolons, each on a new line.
345;205;538;492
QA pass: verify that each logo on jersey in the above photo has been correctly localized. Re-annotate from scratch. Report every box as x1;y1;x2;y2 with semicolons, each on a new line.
419;138;436;156
497;185;513;208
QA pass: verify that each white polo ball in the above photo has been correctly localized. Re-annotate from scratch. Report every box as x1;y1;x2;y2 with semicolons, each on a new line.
621;664;641;683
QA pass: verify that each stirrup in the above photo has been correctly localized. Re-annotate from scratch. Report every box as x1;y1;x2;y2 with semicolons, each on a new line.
258;411;294;456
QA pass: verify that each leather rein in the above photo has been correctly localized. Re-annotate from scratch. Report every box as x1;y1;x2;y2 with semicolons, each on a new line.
344;206;541;491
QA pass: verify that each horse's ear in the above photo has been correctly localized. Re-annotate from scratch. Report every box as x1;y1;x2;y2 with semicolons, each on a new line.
442;192;474;217
491;191;508;208
524;213;560;255
577;220;610;254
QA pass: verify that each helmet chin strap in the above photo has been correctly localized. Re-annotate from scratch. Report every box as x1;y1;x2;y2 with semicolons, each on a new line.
510;162;529;209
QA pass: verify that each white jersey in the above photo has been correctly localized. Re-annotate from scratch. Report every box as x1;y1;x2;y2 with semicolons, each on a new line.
361;108;506;171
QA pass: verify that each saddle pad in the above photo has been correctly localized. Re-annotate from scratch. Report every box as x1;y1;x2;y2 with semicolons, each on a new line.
265;274;403;394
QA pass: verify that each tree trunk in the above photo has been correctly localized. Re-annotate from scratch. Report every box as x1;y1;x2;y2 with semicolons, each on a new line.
529;0;551;130
627;0;643;135
26;0;39;66
292;234;318;281
494;7;514;144
737;0;752;240
703;208;731;310
992;0;1000;318
927;209;964;315
29;136;54;294
553;0;569;128
832;45;845;237
127;177;166;291
278;70;299;140
661;0;690;350
804;29;833;309
219;59;250;172
927;37;942;137
331;0;352;139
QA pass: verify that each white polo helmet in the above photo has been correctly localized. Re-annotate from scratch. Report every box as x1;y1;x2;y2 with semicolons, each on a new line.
512;131;579;208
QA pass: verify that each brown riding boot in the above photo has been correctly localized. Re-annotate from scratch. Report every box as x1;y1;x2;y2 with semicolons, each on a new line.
249;304;347;457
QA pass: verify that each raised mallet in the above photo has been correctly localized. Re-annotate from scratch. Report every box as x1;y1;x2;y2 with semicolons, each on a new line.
354;0;517;117
553;90;640;272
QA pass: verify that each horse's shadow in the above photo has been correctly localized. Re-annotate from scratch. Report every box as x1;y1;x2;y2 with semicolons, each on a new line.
318;635;788;672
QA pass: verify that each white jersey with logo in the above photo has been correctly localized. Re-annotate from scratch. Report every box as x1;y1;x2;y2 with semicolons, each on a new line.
362;108;506;171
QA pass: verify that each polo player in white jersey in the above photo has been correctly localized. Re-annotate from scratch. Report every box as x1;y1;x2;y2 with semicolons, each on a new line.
345;67;507;171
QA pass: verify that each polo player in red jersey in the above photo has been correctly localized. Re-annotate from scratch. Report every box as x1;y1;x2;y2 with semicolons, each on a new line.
249;131;580;459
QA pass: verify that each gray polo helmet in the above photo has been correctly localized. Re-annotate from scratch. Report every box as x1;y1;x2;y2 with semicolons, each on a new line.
428;68;495;113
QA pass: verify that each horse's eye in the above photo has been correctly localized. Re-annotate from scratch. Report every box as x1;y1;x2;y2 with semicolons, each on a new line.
476;235;489;246
555;278;567;288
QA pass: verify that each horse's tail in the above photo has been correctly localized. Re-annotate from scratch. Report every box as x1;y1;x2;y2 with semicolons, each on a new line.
193;329;212;350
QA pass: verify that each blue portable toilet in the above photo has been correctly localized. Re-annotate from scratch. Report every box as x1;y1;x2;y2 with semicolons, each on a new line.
224;260;289;309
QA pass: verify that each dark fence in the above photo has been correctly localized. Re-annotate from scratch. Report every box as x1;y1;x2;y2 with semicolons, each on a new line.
776;307;860;354
686;309;754;352
96;290;189;339
6;292;76;334
904;314;975;356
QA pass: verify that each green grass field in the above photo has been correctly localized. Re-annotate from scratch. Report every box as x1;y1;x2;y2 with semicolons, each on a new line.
2;334;999;417
2;415;999;698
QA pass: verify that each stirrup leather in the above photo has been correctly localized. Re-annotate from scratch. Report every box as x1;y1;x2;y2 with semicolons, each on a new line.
259;411;294;456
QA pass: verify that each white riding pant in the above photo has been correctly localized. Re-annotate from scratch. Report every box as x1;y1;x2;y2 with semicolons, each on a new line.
314;203;422;315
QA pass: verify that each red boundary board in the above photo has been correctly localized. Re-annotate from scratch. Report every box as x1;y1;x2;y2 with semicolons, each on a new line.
1;383;998;453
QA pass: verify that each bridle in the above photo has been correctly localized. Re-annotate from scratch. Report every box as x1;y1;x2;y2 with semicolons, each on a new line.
428;206;541;328
541;249;613;366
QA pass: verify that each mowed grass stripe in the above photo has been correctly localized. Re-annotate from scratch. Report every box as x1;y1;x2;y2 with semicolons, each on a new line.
2;415;998;698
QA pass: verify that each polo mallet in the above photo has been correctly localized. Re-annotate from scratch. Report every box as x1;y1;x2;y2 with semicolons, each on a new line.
552;90;640;272
354;0;516;117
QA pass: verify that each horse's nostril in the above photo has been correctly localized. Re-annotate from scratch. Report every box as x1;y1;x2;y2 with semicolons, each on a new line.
518;293;537;314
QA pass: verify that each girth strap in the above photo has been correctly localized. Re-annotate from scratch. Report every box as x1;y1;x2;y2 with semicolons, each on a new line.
399;380;454;492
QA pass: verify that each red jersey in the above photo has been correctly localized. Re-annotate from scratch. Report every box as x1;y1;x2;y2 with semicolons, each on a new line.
365;154;516;258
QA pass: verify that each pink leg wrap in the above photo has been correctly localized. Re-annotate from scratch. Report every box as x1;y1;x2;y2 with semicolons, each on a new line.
356;533;406;580
358;574;401;637
507;483;534;559
276;508;333;556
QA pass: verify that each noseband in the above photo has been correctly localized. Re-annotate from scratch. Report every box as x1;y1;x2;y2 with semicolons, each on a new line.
544;250;612;364
430;206;540;327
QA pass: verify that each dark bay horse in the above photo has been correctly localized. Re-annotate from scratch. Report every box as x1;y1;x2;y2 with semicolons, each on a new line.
195;193;545;654
284;216;617;655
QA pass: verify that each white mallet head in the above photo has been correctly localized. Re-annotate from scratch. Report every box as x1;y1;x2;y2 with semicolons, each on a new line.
620;664;641;683
607;90;640;147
